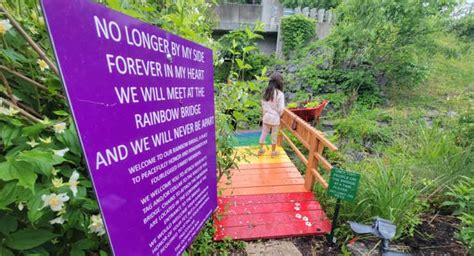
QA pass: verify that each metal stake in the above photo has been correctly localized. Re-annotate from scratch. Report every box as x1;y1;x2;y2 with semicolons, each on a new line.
327;199;341;243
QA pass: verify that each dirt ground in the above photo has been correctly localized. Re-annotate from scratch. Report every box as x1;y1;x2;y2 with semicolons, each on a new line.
234;212;470;256
401;213;469;256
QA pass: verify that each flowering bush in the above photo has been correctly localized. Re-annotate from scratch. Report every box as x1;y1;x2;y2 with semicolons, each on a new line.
0;0;245;255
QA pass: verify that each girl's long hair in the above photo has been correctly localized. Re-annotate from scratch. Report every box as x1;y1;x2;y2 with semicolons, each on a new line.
263;72;283;101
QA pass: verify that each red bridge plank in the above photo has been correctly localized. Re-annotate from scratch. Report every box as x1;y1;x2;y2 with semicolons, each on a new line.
214;192;331;240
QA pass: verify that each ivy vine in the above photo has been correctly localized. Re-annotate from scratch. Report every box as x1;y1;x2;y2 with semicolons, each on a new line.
281;15;316;57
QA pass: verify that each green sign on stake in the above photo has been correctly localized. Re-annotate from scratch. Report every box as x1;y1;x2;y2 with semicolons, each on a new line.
328;167;361;202
327;167;361;243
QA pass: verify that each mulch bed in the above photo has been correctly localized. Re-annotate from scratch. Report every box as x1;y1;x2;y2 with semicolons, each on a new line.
230;212;470;255
291;212;470;255
401;212;469;256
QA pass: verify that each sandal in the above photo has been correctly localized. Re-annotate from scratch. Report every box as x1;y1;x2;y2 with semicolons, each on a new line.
271;151;279;157
257;148;266;156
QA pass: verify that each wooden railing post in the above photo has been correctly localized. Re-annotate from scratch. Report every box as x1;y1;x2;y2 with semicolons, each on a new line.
280;108;337;190
304;135;318;190
277;130;283;146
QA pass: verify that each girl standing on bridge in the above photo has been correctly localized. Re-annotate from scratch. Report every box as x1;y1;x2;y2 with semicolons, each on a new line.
258;72;285;157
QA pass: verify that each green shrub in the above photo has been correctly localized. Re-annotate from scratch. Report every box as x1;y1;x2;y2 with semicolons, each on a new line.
287;102;298;108
216;23;265;81
304;100;320;108
458;213;474;251
347;159;423;238
185;220;245;255
456;112;474;147
442;177;474;250
442;176;474;216
387;123;473;194
325;0;456;90
280;0;341;9
281;15;316;57
335;108;392;146
450;13;474;40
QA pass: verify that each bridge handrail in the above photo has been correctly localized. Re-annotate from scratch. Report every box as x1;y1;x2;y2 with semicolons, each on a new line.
277;108;337;190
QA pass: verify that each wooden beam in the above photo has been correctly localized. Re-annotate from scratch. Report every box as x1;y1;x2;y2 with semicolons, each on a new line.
304;134;317;191
282;109;338;151
314;152;333;171
280;131;308;166
281;121;310;149
0;7;59;75
311;168;328;189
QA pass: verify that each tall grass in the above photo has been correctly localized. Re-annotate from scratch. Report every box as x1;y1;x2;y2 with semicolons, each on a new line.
386;123;474;197
347;159;422;238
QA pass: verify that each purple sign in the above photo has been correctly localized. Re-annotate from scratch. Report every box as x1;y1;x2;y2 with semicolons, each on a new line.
41;0;217;255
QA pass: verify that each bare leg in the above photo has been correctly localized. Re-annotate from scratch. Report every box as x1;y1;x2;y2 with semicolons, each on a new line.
258;124;270;155
270;125;280;157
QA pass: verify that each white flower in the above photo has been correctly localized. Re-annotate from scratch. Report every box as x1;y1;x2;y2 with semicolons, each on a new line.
0;106;10;115
294;202;301;207
51;168;59;176
49;216;65;225
41;193;69;212
294;206;300;211
8;107;19;115
53;122;66;134
0;19;12;35
302;216;309;222
27;139;39;148
88;214;105;236
52;177;63;188
295;213;302;219
53;148;69;157
39;136;52;144
68;171;80;197
18;202;24;211
37;59;49;72
0;106;18;116
305;222;312;227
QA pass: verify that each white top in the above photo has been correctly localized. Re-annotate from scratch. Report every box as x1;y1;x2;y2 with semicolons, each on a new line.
262;89;285;126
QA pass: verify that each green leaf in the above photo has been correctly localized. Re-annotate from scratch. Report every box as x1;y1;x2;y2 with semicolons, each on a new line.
27;188;48;224
0;125;20;148
5;228;56;250
0;160;37;192
73;239;96;250
22;123;47;137
0;182;18;209
18;149;64;176
243;46;257;53
53;110;69;117
57;125;81;156
0;161;15;182
70;248;85;256
0;246;14;256
81;198;99;211
0;48;27;64
232;111;247;122
106;0;121;10
0;215;17;235
235;59;245;70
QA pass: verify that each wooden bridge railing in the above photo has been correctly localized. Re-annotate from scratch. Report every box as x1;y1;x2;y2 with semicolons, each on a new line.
277;109;338;190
